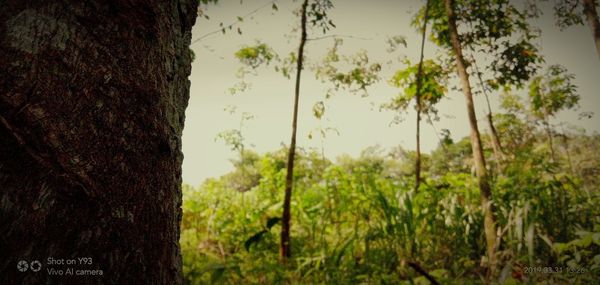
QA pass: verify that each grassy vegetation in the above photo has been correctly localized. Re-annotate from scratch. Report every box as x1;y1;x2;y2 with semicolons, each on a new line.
180;125;600;284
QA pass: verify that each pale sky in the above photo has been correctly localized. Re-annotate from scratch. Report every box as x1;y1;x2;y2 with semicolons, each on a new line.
182;0;600;186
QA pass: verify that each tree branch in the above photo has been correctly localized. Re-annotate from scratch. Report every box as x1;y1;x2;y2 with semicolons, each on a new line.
192;0;278;45
407;261;441;285
307;34;372;41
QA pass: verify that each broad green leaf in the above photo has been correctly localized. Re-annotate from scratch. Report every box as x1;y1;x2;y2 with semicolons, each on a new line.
244;230;267;251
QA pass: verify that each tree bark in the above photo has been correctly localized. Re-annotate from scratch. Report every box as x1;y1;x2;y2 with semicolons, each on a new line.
486;112;505;162
415;107;422;191
414;0;431;194
444;0;498;277
583;0;600;59
281;0;308;261
0;1;198;284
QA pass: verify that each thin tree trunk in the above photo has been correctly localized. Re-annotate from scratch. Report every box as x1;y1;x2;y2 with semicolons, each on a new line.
415;107;422;191
471;57;505;163
281;0;308;261
559;131;576;176
544;117;557;162
414;0;431;193
487;113;504;160
0;1;198;284
444;0;498;277
583;0;600;59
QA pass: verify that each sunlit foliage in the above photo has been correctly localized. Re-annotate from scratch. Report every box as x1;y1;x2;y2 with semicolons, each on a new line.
181;126;600;283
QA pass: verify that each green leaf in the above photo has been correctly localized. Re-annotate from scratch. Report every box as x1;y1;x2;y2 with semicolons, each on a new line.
211;267;225;283
312;101;326;119
334;237;355;266
553;242;569;254
539;233;553;248
232;265;243;278
266;217;282;229
244;230;267;251
577;234;593;248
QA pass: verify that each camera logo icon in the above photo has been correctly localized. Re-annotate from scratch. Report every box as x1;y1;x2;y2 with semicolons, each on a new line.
17;260;42;272
30;260;42;272
17;260;28;272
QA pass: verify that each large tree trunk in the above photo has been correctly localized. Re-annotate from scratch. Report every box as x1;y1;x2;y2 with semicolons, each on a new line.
281;0;308;261
0;1;198;284
583;0;600;59
444;0;498;277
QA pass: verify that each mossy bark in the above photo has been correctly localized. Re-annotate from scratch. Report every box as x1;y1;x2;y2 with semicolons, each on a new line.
0;1;198;283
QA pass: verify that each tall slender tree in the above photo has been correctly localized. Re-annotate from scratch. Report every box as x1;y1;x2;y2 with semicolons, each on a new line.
414;0;432;192
386;59;447;191
413;0;542;169
444;0;498;276
281;0;309;261
527;65;579;162
231;0;341;262
417;0;543;275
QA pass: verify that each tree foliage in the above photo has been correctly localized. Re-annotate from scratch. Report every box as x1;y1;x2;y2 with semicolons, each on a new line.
528;65;579;120
181;0;599;283
235;43;276;69
415;0;544;88
385;59;448;117
182;124;600;283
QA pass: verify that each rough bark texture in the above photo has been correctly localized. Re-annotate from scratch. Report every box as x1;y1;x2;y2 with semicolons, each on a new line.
444;0;498;277
0;0;198;284
281;0;308;261
583;0;600;59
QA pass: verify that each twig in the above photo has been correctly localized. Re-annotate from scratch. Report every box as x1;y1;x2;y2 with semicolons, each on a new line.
425;112;448;152
192;0;278;45
407;261;441;285
307;34;372;41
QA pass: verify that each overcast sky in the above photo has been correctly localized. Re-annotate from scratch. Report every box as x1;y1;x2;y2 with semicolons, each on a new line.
182;0;600;186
